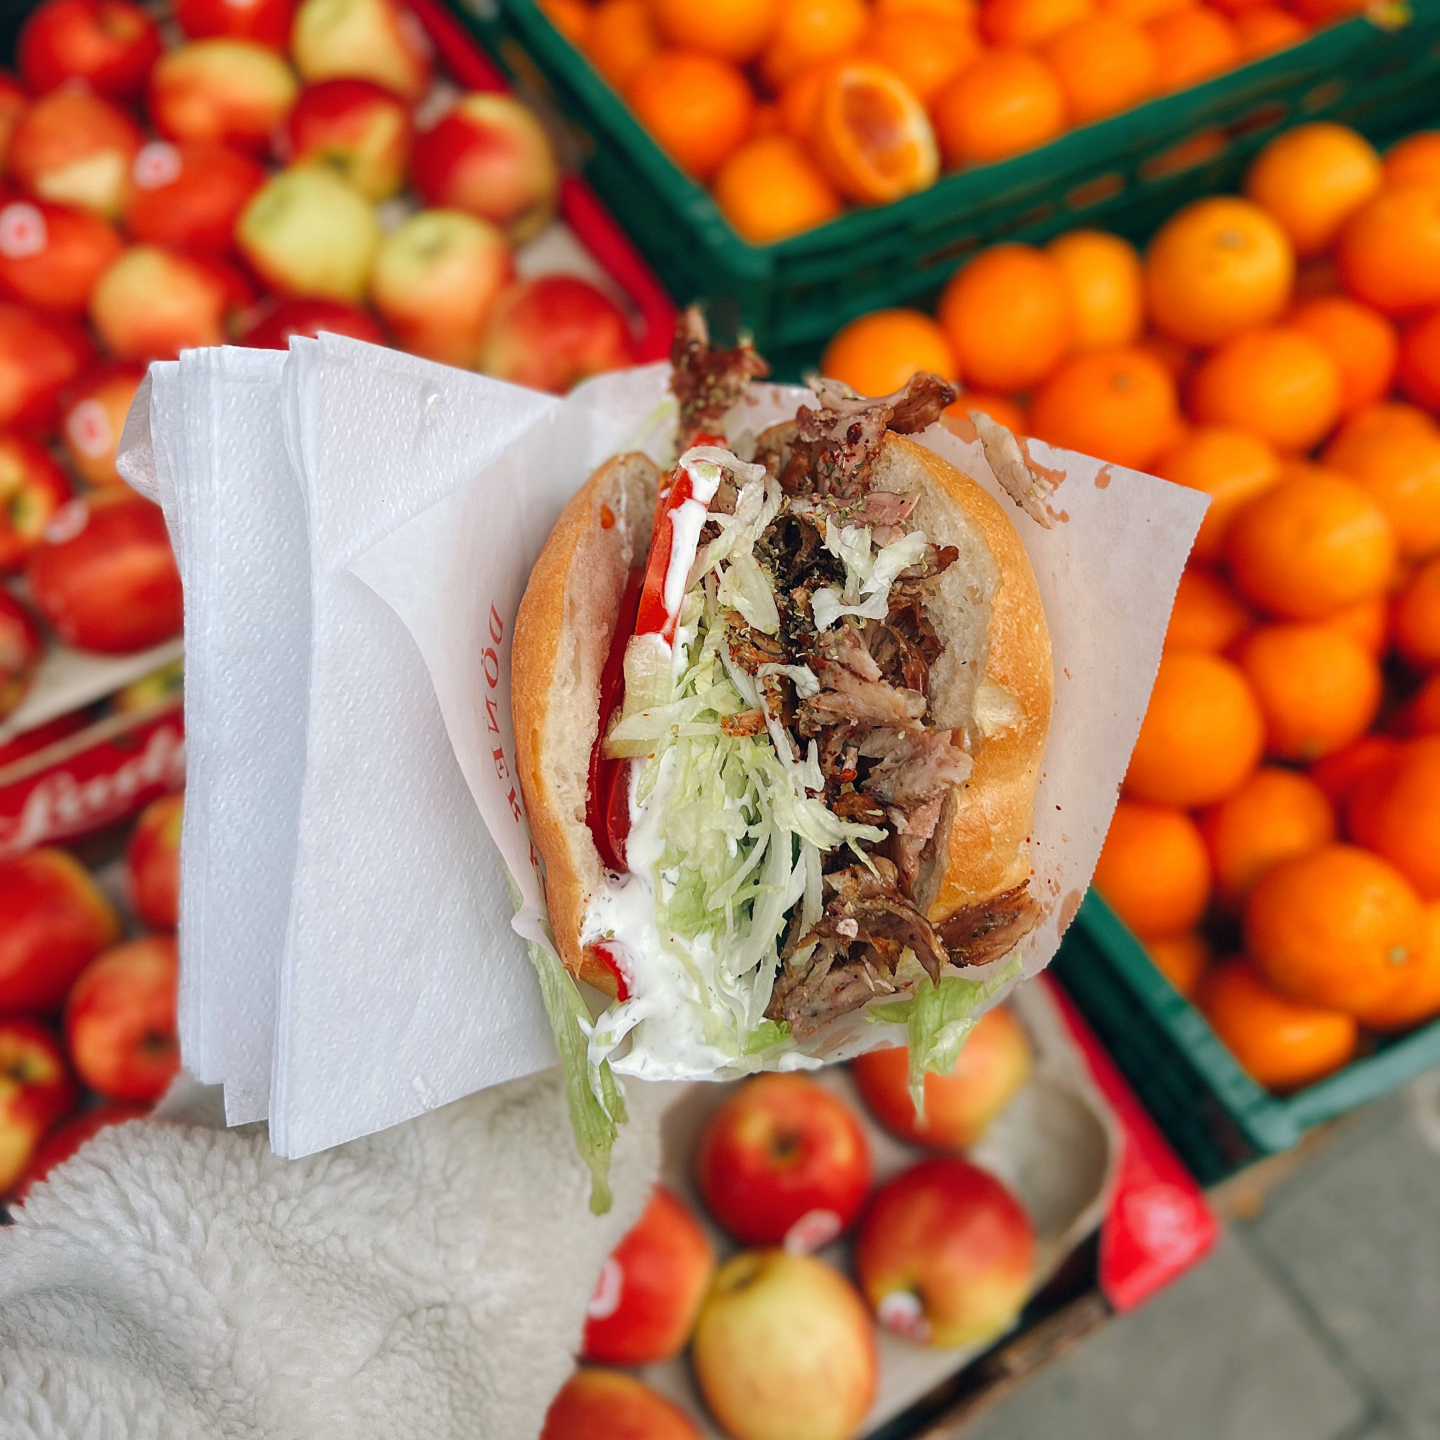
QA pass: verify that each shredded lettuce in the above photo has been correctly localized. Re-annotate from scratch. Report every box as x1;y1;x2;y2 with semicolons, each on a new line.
868;955;1023;1116
812;519;932;631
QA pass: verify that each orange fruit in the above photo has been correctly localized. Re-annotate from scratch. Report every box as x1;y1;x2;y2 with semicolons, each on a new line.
776;62;831;140
865;11;980;104
1154;426;1280;562
1398;308;1440;413
1244;843;1425;1014
1383;132;1440;191
1324;593;1389;656
1199;765;1335;909
1093;800;1212;938
1146;5;1240;92
937;243;1072;392
1234;622;1382;762
1398;672;1440;736
1323;422;1440;560
1098;0;1187;21
1393;556;1440;669
1353;901;1440;1031
585;0;660;88
810;61;939;204
1143;196;1294;347
651;0;779;61
539;0;591;46
1243;123;1382;260
714;134;842;241
1288;295;1398;417
628;51;756;179
1124;648;1264;806
1233;5;1307;56
1347;736;1440;900
1199;959;1357;1090
1041;13;1157;126
821;307;957;394
1164;565;1252;651
1223;468;1395;620
1336;183;1440;317
979;0;1093;45
932;48;1067;167
1189;325;1342;453
944;391;1028;435
1323;399;1437;468
1045;230;1143;350
1309;732;1399;809
1029;346;1179;471
877;0;977;18
1146;932;1210;996
761;0;869;87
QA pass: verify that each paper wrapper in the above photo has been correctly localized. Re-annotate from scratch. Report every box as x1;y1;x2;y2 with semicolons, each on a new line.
122;335;1203;1157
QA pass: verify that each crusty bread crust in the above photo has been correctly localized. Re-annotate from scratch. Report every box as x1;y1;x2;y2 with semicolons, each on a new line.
511;433;1053;998
512;452;659;996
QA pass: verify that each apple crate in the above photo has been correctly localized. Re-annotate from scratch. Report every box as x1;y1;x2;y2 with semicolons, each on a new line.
1050;891;1440;1186
445;0;1440;378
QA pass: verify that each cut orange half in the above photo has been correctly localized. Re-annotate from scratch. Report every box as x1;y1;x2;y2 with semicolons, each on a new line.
811;62;938;205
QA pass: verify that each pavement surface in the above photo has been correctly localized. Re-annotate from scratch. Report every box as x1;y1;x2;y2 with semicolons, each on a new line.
959;1076;1440;1440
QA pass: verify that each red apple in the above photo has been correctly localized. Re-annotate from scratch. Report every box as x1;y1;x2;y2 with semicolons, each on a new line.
694;1073;872;1251
290;0;433;102
0;1017;79;1193
148;39;299;151
13;1101;146;1201
0;198;123;313
0;588;44;719
481;275;633;393
90;246;248;361
0;304;93;434
126;789;182;931
8;86;143;218
278;79;412;201
854;1156;1035;1348
0;432;71;570
581;1184;714;1365
411;93;559;242
0;72;28;163
122;140;265;253
0;846;120;1012
850;1005;1032;1149
18;0;162;102
541;1370;702;1440
235;165;380;302
27;488;182;653
176;0;295;48
65;935;180;1103
692;1251;877;1440
242;295;384;347
370;209;512;366
60;362;145;487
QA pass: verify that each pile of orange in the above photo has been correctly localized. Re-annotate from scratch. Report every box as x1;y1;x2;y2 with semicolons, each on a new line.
536;0;1341;243
821;120;1440;1095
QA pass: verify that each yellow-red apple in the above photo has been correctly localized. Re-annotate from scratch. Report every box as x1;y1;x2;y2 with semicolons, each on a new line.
854;1156;1035;1348
13;1101;146;1201
411;93;559;241
18;0;161;102
692;1251;876;1440
850;1004;1032;1149
65;935;180;1103
9;86;143;217
0;847;120;1012
290;0;432;102
480;275;633;393
90;245;248;360
0;303;94;434
541;1370;701;1440
148;38;298;150
126;789;182;931
0;588;43;719
0;1017;79;1193
61;362;145;486
0;198;124;312
694;1072;871;1251
176;0;294;48
279;78;412;200
0;432;71;569
370;208;512;366
236;165;380;302
581;1184;714;1365
0;72;26;163
242;295;385;347
123;140;265;252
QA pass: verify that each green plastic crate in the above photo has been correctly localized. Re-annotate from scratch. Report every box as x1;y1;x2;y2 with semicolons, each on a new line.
1050;891;1440;1184
450;0;1440;374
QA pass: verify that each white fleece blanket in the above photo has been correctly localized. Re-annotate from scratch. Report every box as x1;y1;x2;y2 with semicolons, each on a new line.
0;1071;663;1440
